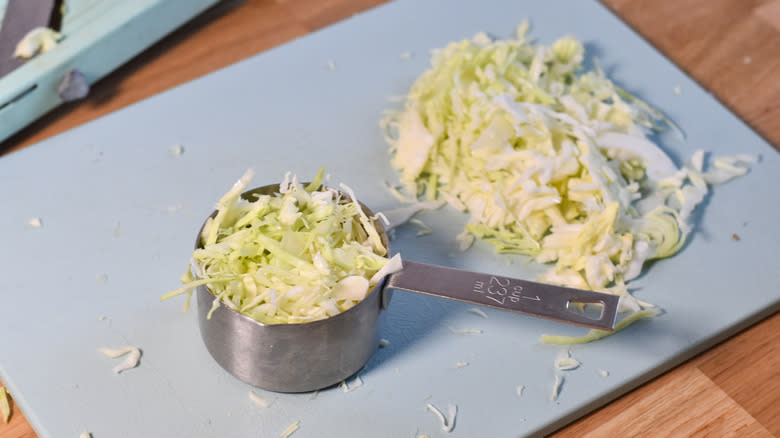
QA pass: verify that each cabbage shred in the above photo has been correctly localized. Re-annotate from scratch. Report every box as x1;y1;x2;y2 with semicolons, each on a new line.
0;387;10;423
383;26;755;323
162;168;393;325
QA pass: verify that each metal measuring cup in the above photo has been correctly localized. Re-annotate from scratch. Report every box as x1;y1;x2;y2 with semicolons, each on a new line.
195;184;620;393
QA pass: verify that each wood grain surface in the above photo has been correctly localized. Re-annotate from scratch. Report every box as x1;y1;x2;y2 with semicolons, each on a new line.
1;0;778;437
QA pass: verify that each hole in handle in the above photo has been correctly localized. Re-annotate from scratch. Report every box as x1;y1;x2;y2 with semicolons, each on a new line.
566;299;605;321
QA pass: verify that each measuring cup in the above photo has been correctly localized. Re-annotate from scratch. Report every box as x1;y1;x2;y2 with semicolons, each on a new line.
195;184;620;392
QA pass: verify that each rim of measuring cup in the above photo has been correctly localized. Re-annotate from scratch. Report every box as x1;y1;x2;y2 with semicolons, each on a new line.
193;182;392;328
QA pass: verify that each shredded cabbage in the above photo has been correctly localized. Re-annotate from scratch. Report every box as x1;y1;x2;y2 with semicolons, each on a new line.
27;217;42;228
98;346;142;374
340;375;364;393
162;169;399;325
408;218;433;236
541;308;661;344
0;387;9;423
169;144;185;157
382;25;757;339
14;27;61;59
467;308;488;319
426;403;457;432
380;200;445;230
249;391;273;408
554;356;580;371
280;420;300;438
551;374;565;401
449;327;482;335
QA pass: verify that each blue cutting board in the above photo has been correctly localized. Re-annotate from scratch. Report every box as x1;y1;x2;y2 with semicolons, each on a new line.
1;1;778;437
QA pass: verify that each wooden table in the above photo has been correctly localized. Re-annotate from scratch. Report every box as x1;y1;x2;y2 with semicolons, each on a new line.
1;1;778;436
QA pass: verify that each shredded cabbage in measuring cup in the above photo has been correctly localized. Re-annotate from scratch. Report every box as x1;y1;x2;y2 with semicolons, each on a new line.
382;24;756;338
162;168;397;325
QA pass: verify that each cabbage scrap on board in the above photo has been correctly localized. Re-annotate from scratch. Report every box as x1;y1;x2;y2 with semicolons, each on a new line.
382;24;756;342
162;168;400;325
0;387;10;423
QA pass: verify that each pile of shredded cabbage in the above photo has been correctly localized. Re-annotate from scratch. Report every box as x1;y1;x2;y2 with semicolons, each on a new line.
382;24;756;339
162;168;401;325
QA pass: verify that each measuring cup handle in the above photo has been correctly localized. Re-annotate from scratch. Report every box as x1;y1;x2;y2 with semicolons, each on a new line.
385;260;620;331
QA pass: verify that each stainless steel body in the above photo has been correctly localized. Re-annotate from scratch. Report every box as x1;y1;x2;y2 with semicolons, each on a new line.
197;277;389;393
195;184;620;392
